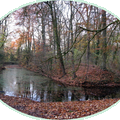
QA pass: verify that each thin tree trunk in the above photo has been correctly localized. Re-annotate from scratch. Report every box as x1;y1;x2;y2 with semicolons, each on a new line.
95;7;100;65
86;5;92;81
41;4;46;57
70;1;77;79
102;10;107;70
95;34;100;65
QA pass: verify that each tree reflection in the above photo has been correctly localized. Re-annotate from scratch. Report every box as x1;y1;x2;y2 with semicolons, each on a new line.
1;67;120;102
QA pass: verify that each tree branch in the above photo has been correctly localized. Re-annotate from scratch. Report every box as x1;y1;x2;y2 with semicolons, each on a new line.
77;20;120;33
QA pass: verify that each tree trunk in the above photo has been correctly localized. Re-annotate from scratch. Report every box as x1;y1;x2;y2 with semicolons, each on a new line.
95;34;100;65
102;10;107;70
95;7;100;65
70;1;77;79
46;2;66;76
86;5;92;81
41;4;46;57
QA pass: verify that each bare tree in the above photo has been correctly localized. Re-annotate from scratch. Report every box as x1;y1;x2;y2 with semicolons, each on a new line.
45;1;66;76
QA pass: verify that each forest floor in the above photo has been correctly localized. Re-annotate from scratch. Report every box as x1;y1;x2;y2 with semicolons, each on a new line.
24;63;120;88
0;93;119;119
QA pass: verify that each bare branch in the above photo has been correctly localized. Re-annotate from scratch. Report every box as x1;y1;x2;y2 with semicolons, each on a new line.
77;20;120;32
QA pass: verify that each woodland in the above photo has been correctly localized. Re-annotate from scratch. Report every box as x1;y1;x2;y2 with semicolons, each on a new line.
0;1;120;119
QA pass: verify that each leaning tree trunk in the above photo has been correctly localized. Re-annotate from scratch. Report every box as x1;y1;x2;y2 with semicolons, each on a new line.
45;1;66;76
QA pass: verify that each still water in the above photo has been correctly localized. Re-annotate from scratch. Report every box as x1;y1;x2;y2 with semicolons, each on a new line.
0;65;120;102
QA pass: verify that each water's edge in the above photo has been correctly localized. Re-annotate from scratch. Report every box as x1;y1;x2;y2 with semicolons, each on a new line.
0;65;120;102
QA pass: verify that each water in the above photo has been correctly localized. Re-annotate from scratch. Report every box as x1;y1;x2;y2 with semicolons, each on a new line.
0;65;120;102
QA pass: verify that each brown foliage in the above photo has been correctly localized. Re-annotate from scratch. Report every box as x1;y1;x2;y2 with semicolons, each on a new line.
0;93;119;119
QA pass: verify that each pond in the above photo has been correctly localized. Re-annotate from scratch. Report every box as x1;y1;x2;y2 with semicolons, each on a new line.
0;65;120;102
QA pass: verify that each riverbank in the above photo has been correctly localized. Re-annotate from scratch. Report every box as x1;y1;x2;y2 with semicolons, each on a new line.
4;64;120;87
1;64;120;119
0;93;119;119
0;65;6;71
23;63;120;88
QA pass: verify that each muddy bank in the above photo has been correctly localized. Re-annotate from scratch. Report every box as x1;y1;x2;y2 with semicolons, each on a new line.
22;64;120;88
5;64;120;88
0;66;6;71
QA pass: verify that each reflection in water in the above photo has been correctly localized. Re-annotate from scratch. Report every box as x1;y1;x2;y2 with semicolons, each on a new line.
0;65;120;102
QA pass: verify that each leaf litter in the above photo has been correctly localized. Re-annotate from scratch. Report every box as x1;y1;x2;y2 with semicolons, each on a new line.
0;93;119;119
